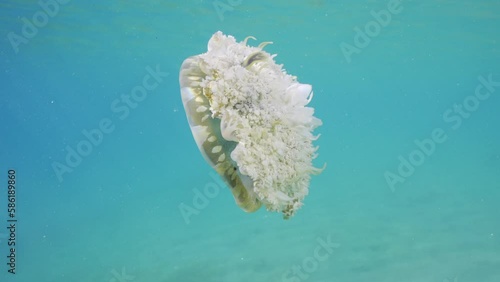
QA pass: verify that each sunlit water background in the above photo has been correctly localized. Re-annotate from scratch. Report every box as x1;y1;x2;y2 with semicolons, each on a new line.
0;1;499;282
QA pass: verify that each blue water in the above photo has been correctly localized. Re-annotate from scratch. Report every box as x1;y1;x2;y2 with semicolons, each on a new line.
0;1;499;281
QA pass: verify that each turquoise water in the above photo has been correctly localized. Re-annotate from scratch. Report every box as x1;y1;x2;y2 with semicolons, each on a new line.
1;0;499;281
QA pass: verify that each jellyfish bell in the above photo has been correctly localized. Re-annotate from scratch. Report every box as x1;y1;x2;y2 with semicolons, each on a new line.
179;31;323;219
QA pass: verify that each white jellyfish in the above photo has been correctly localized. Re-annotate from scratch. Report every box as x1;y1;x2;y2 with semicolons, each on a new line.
179;31;323;219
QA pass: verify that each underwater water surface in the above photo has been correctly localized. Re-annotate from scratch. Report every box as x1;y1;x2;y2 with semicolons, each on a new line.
0;1;499;282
